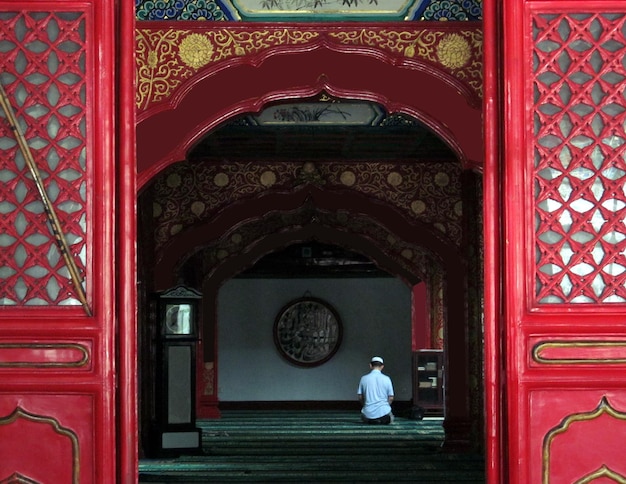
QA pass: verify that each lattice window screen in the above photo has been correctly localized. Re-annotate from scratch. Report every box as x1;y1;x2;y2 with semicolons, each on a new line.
533;13;626;304
0;11;88;306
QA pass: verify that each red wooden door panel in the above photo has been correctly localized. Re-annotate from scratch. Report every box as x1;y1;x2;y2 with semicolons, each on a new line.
501;1;626;482
0;396;93;483
0;3;126;482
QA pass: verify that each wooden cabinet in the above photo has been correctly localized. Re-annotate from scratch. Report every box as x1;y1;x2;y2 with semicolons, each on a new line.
413;350;444;415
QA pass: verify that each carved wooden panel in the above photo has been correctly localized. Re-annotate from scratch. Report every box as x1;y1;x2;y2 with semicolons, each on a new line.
0;10;89;308
532;12;626;304
530;393;626;483
0;395;94;483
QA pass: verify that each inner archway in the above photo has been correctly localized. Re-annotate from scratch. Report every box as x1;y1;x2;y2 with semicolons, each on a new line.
135;21;484;460
137;95;482;457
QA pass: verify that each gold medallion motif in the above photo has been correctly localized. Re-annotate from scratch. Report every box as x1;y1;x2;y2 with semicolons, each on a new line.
260;170;277;187
435;172;450;186
166;173;182;187
411;199;426;214
214;172;229;187
436;33;471;69
340;170;356;186
191;200;206;216
179;33;214;68
387;171;403;186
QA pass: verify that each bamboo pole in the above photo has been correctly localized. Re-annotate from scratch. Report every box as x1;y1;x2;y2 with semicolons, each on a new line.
0;80;92;316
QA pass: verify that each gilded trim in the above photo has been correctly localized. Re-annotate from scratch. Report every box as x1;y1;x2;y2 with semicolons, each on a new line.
0;472;42;483
543;397;626;484
575;465;626;484
0;343;89;368
0;407;80;484
532;341;626;365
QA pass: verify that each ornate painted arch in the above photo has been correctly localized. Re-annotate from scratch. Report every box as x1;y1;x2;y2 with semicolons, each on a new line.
135;23;483;188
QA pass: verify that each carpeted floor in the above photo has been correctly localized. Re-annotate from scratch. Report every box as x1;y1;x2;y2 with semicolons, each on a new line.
139;410;484;483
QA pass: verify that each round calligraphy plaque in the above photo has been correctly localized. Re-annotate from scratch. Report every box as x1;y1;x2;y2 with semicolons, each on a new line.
273;297;342;367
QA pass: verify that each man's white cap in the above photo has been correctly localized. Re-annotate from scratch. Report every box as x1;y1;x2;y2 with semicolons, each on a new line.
371;356;384;364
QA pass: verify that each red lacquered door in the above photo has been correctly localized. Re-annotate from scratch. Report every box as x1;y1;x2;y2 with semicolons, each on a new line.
0;1;135;482
498;1;626;482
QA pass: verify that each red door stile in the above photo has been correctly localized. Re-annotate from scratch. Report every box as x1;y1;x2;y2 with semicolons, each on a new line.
483;1;505;482
502;1;528;481
117;0;138;480
502;1;626;482
0;1;122;482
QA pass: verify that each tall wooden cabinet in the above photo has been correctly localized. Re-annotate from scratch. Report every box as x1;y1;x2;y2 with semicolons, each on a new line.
413;350;444;415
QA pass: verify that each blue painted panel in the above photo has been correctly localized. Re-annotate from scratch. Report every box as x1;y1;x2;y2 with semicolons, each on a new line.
135;0;237;20
413;0;481;21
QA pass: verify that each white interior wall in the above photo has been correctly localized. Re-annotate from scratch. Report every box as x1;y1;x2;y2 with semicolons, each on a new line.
217;277;413;401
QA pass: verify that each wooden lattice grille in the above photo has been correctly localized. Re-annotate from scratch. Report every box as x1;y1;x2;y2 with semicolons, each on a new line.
533;12;626;304
0;11;88;306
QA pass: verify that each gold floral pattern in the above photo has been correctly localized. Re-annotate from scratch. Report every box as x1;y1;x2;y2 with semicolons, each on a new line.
136;27;320;110
149;160;463;255
330;28;482;96
136;26;482;111
137;29;191;110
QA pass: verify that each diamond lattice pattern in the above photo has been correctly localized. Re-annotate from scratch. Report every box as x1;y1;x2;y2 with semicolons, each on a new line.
0;11;87;306
534;13;626;303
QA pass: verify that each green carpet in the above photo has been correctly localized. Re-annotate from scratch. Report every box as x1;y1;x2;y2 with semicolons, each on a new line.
139;410;484;483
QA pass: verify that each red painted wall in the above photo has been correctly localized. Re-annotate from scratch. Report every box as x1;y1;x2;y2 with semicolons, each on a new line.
412;282;430;351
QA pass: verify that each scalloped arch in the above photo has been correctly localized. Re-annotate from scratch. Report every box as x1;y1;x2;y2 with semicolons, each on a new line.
137;44;482;189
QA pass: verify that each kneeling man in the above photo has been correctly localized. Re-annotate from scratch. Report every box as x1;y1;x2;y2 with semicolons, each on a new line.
357;356;394;424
